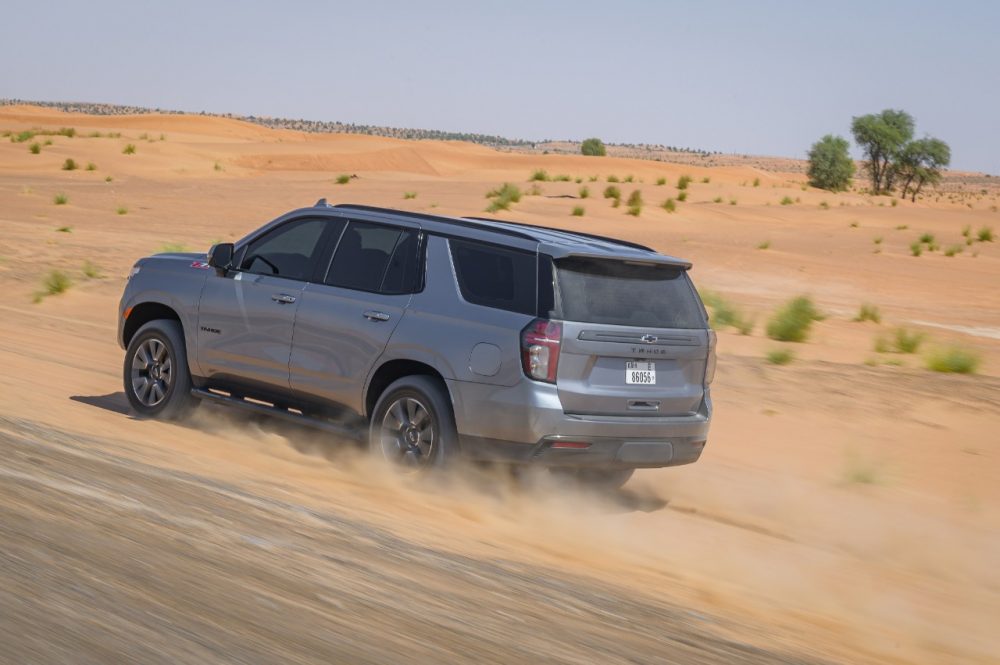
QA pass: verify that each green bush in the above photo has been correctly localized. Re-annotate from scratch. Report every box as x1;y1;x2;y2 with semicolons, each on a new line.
578;185;590;199
623;174;634;183
606;174;619;183
780;196;793;205
677;191;688;202
875;328;924;354
819;200;830;210
753;177;760;187
56;226;72;233
662;198;676;213
58;127;76;138
581;137;606;156
944;245;963;257
485;182;522;212
978;226;995;242
403;191;417;199
853;303;881;323
766;296;823;342
766;348;794;365
919;232;935;244
53;193;68;205
116;205;128;215
702;291;753;335
712;196;723;203
335;174;350;184
806;134;855;191
626;190;643;216
86;162;97;171
29;142;41;154
122;143;136;155
702;177;711;183
529;169;549;181
729;198;737;206
553;174;571;182
925;346;980;374
571;206;585;217
677;175;692;190
62;158;78;171
41;270;71;297
756;240;770;250
655;177;666;186
909;241;923;257
82;261;102;279
603;185;621;200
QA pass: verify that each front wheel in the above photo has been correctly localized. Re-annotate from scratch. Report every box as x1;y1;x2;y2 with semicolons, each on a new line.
123;319;198;420
369;375;458;471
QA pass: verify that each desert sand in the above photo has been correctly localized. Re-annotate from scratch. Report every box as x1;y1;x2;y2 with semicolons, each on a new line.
1;104;998;664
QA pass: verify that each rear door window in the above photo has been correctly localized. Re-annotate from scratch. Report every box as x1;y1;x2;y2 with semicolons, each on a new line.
325;221;419;293
449;239;536;315
553;257;706;328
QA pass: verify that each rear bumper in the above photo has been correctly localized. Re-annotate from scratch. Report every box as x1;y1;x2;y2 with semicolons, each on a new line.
447;378;711;468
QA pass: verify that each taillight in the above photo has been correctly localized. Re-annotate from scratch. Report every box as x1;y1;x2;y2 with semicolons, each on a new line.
705;329;717;384
521;318;562;383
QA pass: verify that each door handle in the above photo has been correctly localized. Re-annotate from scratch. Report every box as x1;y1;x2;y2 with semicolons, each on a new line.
271;293;297;304
363;310;391;322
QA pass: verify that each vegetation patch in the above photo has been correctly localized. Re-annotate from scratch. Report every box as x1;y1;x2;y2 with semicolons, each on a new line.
766;296;823;342
123;143;136;155
874;328;924;354
853;303;881;323
53;193;68;205
403;191;417;199
603;185;621;201
335;174;350;185
677;175;692;190
626;190;643;216
925;346;980;374
571;206;585;217
62;158;78;171
529;169;550;181
766;348;794;365
702;291;753;335
485;183;522;212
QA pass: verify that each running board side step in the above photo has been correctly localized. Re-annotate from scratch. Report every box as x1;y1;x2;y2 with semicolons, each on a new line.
191;388;365;442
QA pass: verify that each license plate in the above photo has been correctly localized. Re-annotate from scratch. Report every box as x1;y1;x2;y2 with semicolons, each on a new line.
625;360;656;385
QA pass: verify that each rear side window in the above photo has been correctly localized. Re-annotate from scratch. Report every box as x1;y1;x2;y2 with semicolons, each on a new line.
326;221;419;294
553;258;706;329
449;239;536;315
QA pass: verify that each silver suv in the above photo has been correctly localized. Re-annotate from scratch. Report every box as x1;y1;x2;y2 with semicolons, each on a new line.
118;201;715;487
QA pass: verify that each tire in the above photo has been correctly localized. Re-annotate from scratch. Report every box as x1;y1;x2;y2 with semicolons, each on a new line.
551;467;635;491
369;375;458;470
123;319;198;421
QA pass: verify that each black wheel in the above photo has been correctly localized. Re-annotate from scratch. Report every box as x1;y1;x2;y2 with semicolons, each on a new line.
369;375;457;470
551;467;635;491
123;319;198;420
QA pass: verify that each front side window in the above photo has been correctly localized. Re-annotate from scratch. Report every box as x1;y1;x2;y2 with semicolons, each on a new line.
240;218;327;280
449;239;536;315
325;221;419;293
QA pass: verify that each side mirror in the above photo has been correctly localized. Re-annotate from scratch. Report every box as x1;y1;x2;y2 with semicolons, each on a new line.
207;243;234;275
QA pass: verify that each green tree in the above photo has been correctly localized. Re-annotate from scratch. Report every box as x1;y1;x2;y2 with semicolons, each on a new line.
581;137;606;156
895;138;950;201
851;109;914;194
806;134;855;191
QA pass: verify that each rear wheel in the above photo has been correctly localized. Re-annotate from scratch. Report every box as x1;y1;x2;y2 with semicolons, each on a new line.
123;319;198;420
369;376;457;471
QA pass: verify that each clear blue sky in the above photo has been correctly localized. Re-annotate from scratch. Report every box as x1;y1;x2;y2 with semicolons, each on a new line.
2;1;997;173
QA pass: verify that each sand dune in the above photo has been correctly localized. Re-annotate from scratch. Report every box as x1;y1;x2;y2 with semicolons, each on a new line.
1;106;998;664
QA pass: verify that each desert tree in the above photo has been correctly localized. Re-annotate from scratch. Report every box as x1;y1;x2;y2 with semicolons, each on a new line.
851;109;914;193
896;137;950;201
581;137;606;157
806;134;855;191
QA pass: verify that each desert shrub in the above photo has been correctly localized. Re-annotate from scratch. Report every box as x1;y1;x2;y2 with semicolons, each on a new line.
766;296;823;342
579;186;589;199
62;158;78;171
335;174;350;184
122;143;136;155
780;196;793;205
485;182;522;212
873;236;883;246
527;183;543;196
214;161;224;171
581;137;606;156
82;261;102;279
58;127;76;138
139;132;149;140
41;270;71;297
944;245;963;257
702;176;711;183
29;142;40;154
919;232;935;244
766;348;794;365
891;198;898;207
853;303;881;323
116;205;128;215
612;198;621;208
677;191;688;202
571;206;585;217
961;225;972;238
607;174;619;183
105;175;113;183
53;193;68;205
909;241;923;256
588;174;598;182
978;226;995;242
12;130;35;143
806;134;854;191
702;291;753;334
603;185;621;200
753;177;760;187
574;177;582;183
553;174;571;182
925;346;980;374
86;162;97;171
655;177;666;186
841;453;882;485
756;240;770;250
56;226;72;233
623;174;634;183
819;201;830;210
677;174;692;190
403;191;417;199
662;198;676;213
712;196;723;203
729;198;737;205
875;328;924;354
895;224;908;230
626;190;643;216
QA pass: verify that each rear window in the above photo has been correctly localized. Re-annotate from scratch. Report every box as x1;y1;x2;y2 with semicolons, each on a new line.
552;257;706;329
449;239;536;315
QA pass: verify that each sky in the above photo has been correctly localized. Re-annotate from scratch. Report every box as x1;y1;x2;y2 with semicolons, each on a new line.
2;1;997;173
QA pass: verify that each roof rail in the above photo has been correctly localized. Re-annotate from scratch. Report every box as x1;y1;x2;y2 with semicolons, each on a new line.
461;217;655;252
331;204;538;241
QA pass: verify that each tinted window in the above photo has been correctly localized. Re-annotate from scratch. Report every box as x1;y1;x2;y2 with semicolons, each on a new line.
326;221;418;293
240;218;326;280
449;239;536;315
553;258;706;329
